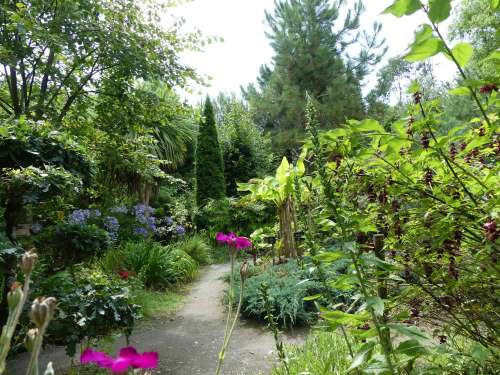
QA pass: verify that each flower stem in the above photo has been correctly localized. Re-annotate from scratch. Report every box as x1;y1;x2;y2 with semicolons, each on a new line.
215;255;240;375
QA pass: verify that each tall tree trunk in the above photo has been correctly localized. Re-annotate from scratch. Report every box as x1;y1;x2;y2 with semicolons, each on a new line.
278;195;296;258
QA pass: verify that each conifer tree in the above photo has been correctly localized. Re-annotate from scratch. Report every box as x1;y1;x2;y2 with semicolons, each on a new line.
244;0;386;156
195;97;226;206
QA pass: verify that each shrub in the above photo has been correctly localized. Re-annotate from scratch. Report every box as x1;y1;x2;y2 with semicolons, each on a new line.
270;330;350;375
177;235;212;265
232;261;329;327
36;266;140;357
101;241;197;288
34;222;110;269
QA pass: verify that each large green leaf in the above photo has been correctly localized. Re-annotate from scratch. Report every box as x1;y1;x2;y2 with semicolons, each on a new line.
366;296;385;317
404;37;444;62
356;119;385;133
428;0;451;23
275;156;290;185
491;0;499;10
395;339;430;356
383;0;421;17
450;42;474;67
348;342;375;371
388;323;429;341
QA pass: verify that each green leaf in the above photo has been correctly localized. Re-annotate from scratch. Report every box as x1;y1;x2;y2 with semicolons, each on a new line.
396;339;430;357
322;310;369;328
366;296;384;317
356;119;385;133
383;0;421;17
303;294;322;301
315;251;345;263
404;37;444;62
329;274;357;291
450;42;473;67
388;323;429;341
449;86;470;96
348;342;375;371
428;0;451;23
483;49;500;62
491;0;499;10
275;157;290;185
471;343;489;365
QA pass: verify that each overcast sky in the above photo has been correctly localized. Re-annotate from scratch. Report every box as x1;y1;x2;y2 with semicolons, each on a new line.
171;0;456;103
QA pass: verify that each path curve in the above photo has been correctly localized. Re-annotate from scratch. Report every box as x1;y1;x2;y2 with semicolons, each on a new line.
7;264;305;375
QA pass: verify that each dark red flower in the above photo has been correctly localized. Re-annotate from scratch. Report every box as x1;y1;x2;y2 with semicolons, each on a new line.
479;84;498;94
118;270;131;280
483;220;498;242
413;91;423;104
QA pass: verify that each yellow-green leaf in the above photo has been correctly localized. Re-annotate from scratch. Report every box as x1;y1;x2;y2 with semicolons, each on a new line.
384;0;421;17
404;37;444;62
428;0;451;23
491;0;499;10
356;119;385;133
451;42;474;67
449;86;470;96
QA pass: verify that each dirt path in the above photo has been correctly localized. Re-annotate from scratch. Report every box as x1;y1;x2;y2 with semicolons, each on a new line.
7;264;305;375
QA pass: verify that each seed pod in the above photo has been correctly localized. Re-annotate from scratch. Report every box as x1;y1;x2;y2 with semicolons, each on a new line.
25;328;39;352
240;261;249;281
7;282;23;311
20;249;38;275
30;297;57;328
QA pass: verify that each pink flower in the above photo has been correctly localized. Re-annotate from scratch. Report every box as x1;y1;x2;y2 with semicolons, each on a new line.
215;232;252;250
80;347;158;374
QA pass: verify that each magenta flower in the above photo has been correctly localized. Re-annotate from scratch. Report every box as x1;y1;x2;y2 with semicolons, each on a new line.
215;232;252;250
80;347;158;374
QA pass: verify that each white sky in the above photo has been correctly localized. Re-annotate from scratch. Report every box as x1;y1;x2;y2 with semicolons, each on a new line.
170;0;456;103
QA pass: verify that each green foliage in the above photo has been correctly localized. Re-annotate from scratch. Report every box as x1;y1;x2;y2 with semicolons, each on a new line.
177;235;212;265
195;97;226;206
270;330;351;375
101;241;197;288
0;0;199;121
214;94;274;195
449;0;500;78
233;261;329;327
34;223;110;269
36;266;140;357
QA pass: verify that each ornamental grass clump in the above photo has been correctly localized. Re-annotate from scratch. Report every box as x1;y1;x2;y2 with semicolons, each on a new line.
0;250;57;375
214;232;252;375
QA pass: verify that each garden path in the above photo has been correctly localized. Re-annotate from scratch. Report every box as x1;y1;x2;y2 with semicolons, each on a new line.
7;263;305;375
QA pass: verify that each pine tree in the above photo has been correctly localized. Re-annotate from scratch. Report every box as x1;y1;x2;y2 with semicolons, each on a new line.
195;97;226;206
244;0;386;157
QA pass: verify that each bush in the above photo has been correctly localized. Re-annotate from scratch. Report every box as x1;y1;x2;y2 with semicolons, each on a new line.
233;261;328;327
271;330;350;375
35;266;140;357
100;241;197;288
177;235;212;265
34;222;110;269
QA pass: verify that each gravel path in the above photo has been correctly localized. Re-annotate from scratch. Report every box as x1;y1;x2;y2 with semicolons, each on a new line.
7;264;305;375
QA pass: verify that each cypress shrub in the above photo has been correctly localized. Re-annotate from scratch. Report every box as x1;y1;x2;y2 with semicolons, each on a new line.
195;97;225;206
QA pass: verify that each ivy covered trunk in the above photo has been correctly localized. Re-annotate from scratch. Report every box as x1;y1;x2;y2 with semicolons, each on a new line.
278;194;296;258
